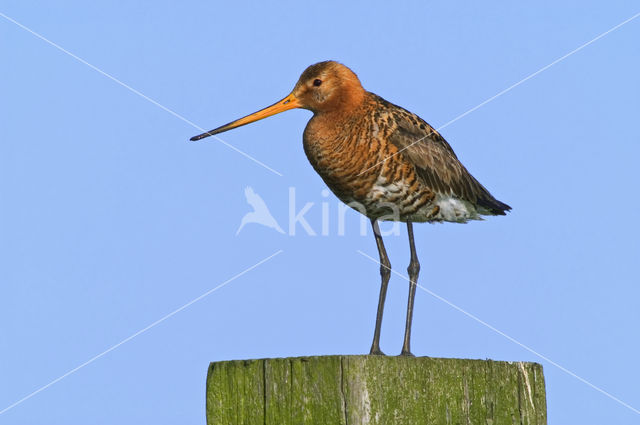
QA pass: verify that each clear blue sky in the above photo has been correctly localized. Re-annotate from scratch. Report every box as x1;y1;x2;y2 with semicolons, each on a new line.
1;1;639;424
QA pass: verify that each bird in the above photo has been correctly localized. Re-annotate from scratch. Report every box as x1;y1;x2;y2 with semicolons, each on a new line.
236;186;285;235
191;61;510;356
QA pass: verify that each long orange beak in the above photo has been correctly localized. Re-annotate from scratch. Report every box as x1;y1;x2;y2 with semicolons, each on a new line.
190;93;301;141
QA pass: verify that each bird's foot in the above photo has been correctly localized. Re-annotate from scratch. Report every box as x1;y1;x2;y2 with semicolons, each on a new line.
399;350;415;357
369;348;386;356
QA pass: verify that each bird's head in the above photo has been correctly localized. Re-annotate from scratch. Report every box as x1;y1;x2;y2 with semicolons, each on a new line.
190;61;365;141
291;61;365;113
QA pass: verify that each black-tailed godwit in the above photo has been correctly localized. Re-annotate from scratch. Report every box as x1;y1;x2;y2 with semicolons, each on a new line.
191;61;511;356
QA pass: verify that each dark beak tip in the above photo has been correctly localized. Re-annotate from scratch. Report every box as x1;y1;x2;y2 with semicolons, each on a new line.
190;133;211;141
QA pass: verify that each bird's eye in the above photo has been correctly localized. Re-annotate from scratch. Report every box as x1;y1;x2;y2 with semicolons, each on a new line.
313;79;322;87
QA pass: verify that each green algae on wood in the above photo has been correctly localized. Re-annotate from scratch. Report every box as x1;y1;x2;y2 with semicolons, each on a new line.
206;355;546;425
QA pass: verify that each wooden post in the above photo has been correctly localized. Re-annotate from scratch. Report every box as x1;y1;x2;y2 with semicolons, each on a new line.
206;355;546;424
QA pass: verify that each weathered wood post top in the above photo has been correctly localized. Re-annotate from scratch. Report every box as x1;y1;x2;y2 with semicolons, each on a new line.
206;355;546;424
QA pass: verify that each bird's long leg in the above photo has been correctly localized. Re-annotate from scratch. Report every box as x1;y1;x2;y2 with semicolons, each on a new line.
400;221;420;357
369;219;391;356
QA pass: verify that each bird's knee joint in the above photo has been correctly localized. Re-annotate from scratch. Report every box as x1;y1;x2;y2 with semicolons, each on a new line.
407;261;420;276
379;263;391;278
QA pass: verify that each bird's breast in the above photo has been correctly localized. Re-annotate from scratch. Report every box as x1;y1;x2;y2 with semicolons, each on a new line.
302;116;437;221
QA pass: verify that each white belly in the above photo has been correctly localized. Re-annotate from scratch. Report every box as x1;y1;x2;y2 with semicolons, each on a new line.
434;195;480;222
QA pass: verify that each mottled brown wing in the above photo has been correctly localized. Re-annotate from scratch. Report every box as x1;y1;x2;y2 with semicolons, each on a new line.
380;97;510;214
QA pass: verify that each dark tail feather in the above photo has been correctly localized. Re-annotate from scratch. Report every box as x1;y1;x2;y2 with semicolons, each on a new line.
477;195;511;216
